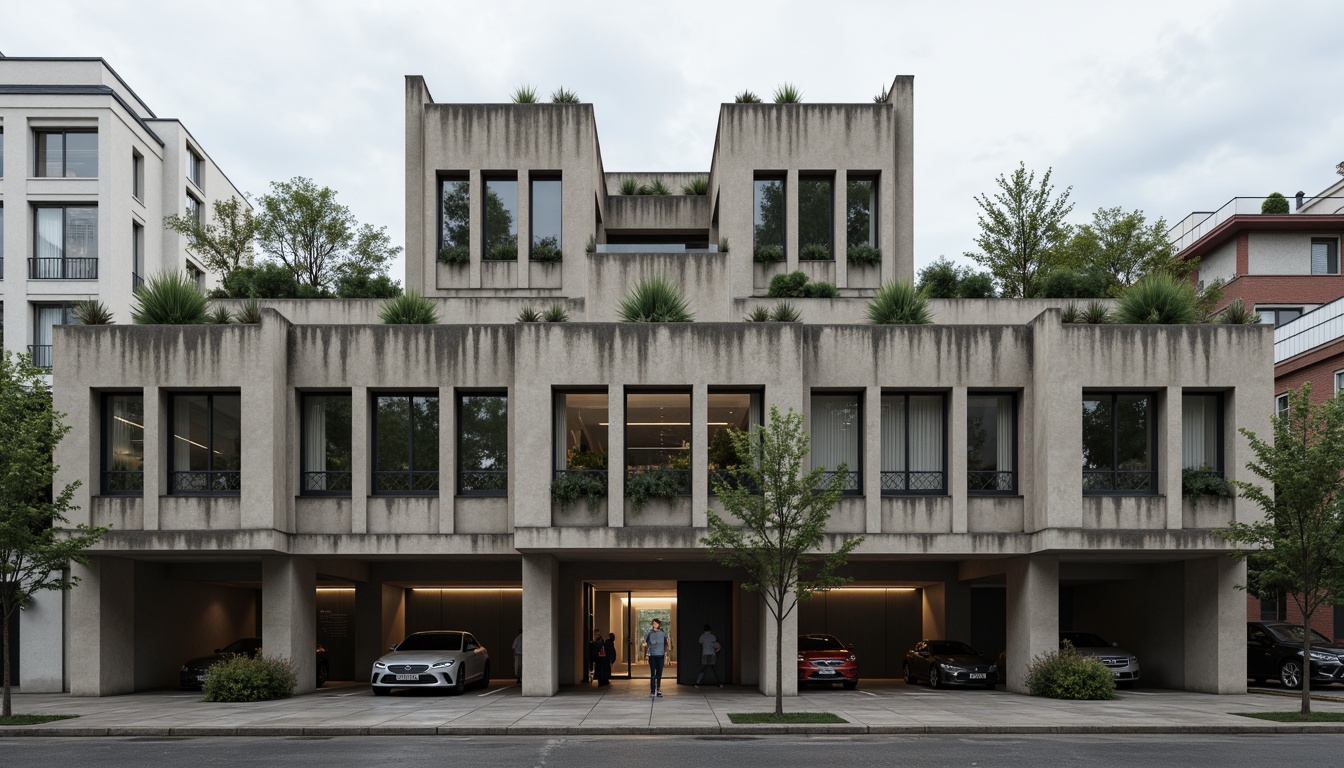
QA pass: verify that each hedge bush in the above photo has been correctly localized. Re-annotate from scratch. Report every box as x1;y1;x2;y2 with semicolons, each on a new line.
202;654;297;702
1025;641;1116;700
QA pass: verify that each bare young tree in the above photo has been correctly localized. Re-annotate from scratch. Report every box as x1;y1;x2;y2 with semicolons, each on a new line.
966;163;1074;298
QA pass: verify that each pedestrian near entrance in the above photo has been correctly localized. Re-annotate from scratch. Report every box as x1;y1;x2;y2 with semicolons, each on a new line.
606;632;618;669
591;630;611;686
695;624;723;688
644;618;671;697
512;628;523;684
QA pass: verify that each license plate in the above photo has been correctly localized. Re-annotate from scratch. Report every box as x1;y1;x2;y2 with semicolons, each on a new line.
817;669;836;675
969;673;987;679
196;675;206;682
395;674;420;681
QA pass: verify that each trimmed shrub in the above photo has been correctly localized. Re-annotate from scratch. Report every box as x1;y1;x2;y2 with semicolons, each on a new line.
336;273;401;299
847;244;882;267
1183;465;1234;508
438;245;469;265
957;271;997;299
1036;268;1111;299
132;271;209;324
202;654;297;702
379;291;439;324
1115;273;1197;324
72;299;114;325
551;472;608;515
1025;642;1116;700
802;281;839;299
866;279;931;325
1261;192;1290;214
617;276;694;322
753;244;785;264
799;243;831;261
486;242;518;261
767;271;809;298
916;257;961;299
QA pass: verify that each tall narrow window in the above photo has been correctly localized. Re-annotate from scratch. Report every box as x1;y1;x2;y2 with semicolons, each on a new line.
625;392;692;494
708;391;762;493
1182;394;1222;475
187;146;204;189
30;304;75;369
967;393;1015;493
798;176;833;261
186;194;202;225
880;394;945;494
554;393;609;502
1311;238;1340;275
753;175;785;263
35;130;97;177
0;128;5;177
1275;393;1289;420
0;204;5;278
103;393;144;494
812;394;862;493
132;222;144;291
530;175;562;262
373;394;439;494
1082;393;1155;493
186;262;205;292
170;393;242;494
32;206;98;279
439;176;469;264
1336;370;1344;396
846;176;877;251
132;149;144;200
483;177;519;261
458;393;508;495
302;394;353;495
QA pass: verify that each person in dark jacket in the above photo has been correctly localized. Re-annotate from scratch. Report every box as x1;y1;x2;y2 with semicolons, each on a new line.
591;629;612;686
605;632;618;677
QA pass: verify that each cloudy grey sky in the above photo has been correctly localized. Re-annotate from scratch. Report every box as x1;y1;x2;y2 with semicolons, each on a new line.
6;1;1342;281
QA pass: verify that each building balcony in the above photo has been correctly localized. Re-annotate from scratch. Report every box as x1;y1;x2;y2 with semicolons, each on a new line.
29;257;98;280
28;344;53;369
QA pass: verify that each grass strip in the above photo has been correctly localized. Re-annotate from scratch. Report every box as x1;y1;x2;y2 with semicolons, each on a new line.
1234;711;1344;722
0;714;79;726
728;712;847;724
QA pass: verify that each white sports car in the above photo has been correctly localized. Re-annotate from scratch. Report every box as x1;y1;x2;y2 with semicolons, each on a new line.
371;630;490;695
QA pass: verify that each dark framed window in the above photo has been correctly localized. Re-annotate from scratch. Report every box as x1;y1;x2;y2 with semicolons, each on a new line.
102;393;144;494
753;174;785;262
132;149;144;200
1181;393;1223;475
132;222;144;291
708;390;762;494
458;392;508;496
812;393;862;494
169;393;241;494
32;205;98;279
186;194;202;225
967;393;1016;494
530;174;562;261
846;175;878;250
798;175;833;261
187;146;204;189
1275;393;1289;420
880;393;946;495
439;174;469;263
30;304;76;369
554;391;609;495
1256;306;1302;327
1311;238;1340;275
35;130;97;178
373;394;439;494
625;391;692;495
482;176;519;261
1081;393;1156;494
301;394;353;495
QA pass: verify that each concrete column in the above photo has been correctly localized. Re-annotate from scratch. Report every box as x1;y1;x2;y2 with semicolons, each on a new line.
692;383;709;528
469;170;483;289
863;386;882;533
832;172;848;288
262;556;317;695
607;386;625;528
950;386;968;533
1163;387;1184;529
439;385;456;534
350;386;369;534
1184;556;1246;693
758;593;798;697
18;589;66;692
70;556;135;696
785;169;800;271
890;75;915;283
521;553;559;696
517;173;531;289
143;386;162;530
1005;554;1058;693
355;581;405;675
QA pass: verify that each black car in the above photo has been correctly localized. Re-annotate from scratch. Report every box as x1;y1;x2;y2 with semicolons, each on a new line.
903;639;998;689
1247;621;1344;689
180;637;330;689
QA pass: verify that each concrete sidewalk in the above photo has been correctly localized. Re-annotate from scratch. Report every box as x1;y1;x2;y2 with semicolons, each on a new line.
5;680;1344;736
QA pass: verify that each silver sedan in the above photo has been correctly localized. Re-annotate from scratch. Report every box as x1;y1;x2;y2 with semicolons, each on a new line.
371;630;490;695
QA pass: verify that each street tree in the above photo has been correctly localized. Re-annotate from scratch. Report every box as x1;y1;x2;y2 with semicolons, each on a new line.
1219;383;1344;719
255;177;402;291
1052;207;1177;295
163;196;259;282
966;163;1074;298
0;351;106;719
703;406;863;717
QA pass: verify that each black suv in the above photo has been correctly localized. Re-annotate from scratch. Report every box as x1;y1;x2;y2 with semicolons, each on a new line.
1247;621;1344;688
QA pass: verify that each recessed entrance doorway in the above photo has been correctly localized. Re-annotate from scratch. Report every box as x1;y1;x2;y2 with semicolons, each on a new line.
583;584;677;680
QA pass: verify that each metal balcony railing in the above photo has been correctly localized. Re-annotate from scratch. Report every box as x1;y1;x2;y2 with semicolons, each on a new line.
301;471;353;495
372;470;439;494
1166;196;1344;253
880;470;945;495
967;470;1016;494
458;469;508;496
27;345;53;369
817;470;862;495
171;470;241;494
1082;469;1156;494
28;257;98;280
101;470;144;494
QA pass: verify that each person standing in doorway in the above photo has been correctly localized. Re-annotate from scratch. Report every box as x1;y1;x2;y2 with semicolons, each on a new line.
644;617;671;697
512;628;523;684
695;624;723;688
591;629;611;686
605;632;618;673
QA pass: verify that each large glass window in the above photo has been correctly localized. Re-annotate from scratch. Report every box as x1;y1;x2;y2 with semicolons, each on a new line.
30;304;76;369
483;177;519;261
458;393;508;495
1257;306;1302;327
880;394;945;494
373;394;439;494
186;194;202;225
812;394;862;493
753;175;785;262
967;393;1015;493
132;222;144;290
102;393;144;494
1275;393;1289;420
554;392;608;474
132;149;144;200
626;392;692;494
35;130;97;178
798;176;833;261
439;176;469;263
846;176;877;250
32;206;98;279
187;146;204;188
530;176;562;262
1311;238;1340;275
170;393;241;493
1082;393;1155;493
301;394;352;495
708;391;762;492
1182;394;1222;474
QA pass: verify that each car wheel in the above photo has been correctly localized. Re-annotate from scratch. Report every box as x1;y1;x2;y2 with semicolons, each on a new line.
453;670;467;695
372;686;390;697
929;665;942;689
842;680;858;690
904;665;916;685
480;662;491;688
316;662;329;688
1280;660;1304;690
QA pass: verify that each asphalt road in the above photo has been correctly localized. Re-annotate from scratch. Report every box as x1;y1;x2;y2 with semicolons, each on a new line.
3;734;1344;767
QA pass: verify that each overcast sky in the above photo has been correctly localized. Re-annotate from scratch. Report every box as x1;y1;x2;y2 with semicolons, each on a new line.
6;1;1343;281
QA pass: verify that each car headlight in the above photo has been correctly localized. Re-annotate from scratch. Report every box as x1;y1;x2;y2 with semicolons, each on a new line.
848;654;857;662
988;665;998;673
1129;656;1139;664
431;660;455;668
373;661;388;669
1307;651;1336;662
940;663;966;671
798;655;806;663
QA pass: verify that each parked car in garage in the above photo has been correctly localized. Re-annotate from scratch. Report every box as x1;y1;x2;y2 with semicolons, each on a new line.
1247;621;1344;689
1060;631;1141;686
903;640;998;688
179;637;329;689
797;633;859;689
371;630;490;695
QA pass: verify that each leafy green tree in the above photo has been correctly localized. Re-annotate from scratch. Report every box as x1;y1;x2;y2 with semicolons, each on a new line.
335;273;402;299
255;177;402;291
1219;384;1344;718
703;407;863;716
917;257;998;299
966;163;1074;298
164;196;259;282
1052;207;1175;295
0;352;106;718
1033;267;1112;299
